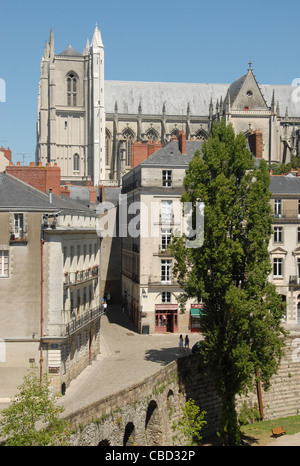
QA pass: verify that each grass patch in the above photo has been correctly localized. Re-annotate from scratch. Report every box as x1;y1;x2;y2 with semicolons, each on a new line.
241;414;300;446
200;415;300;446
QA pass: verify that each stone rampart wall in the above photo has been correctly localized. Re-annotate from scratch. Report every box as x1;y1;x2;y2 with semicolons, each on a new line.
66;335;300;446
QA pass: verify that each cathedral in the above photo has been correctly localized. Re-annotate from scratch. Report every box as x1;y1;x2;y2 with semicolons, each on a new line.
36;24;300;186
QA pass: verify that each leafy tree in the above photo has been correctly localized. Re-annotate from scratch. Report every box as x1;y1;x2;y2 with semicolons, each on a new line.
0;365;71;446
170;120;287;446
270;155;300;175
173;399;206;446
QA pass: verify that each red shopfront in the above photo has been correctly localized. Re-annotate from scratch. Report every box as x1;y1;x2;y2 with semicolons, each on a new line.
155;304;178;333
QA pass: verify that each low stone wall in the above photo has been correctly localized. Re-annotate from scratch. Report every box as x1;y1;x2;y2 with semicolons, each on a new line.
66;334;300;446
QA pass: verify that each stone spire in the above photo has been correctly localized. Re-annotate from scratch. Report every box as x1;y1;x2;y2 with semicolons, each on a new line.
92;22;103;48
49;28;54;58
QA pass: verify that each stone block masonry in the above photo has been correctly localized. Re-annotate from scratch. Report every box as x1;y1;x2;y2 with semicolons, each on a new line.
66;335;300;446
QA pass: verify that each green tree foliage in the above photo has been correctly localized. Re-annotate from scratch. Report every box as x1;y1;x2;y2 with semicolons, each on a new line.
170;120;287;446
173;399;206;446
270;155;300;175
0;365;71;446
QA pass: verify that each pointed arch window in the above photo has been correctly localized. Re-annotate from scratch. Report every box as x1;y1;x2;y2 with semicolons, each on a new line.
67;73;77;106
73;153;80;171
146;128;159;143
106;130;111;166
195;129;208;140
122;128;134;167
170;128;179;138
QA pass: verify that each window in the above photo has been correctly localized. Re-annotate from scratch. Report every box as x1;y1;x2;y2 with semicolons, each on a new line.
0;250;9;277
274;199;282;217
161;259;172;282
67;73;77;106
298;259;300;282
161;228;172;250
162;170;172;187
73;153;80;171
161;200;173;223
273;258;283;277
274;226;283;243
14;213;24;239
106;132;111;166
298;227;300;243
146;128;159;142
122;128;134;167
162;291;171;303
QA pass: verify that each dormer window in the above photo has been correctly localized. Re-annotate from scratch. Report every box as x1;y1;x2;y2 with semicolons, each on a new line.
67;73;77;106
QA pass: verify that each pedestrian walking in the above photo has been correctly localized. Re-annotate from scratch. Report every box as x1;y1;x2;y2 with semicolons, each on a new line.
103;301;107;313
184;334;190;350
179;334;184;351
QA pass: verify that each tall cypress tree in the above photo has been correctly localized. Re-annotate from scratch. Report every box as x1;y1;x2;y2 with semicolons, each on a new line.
170;120;287;446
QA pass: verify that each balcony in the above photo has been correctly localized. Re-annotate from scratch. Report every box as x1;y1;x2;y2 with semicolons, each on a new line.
63;266;99;287
62;305;104;336
148;275;178;288
289;276;300;290
9;232;28;245
274;211;300;220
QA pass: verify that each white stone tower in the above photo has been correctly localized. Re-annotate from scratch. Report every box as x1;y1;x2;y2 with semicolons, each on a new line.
36;24;106;186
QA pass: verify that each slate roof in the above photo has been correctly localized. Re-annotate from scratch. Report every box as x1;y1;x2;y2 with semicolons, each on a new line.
0;173;93;213
58;45;82;57
139;140;203;167
270;175;300;195
105;80;300;117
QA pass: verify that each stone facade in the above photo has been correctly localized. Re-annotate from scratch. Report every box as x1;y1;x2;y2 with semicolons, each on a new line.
0;170;102;396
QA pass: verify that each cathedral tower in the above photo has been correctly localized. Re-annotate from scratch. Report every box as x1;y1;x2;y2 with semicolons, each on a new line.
36;25;105;186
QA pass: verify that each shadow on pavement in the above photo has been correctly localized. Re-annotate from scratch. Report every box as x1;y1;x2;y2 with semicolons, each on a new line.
104;305;138;333
144;347;192;366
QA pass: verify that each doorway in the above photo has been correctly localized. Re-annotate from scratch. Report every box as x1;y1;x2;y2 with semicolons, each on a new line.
155;305;178;333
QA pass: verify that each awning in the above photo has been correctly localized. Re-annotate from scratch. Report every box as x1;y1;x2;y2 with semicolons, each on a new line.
190;308;203;317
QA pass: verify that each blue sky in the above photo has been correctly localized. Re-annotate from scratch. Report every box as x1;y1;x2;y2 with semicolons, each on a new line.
1;0;300;164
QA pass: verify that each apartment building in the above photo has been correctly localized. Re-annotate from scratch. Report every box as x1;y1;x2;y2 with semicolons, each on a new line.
0;170;102;396
269;173;300;328
121;132;203;334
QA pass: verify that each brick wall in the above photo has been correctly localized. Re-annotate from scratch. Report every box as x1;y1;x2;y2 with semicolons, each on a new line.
6;163;61;196
131;141;162;168
248;130;263;158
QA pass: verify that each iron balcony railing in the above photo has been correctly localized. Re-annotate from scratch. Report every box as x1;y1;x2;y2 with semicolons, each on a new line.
289;276;300;287
63;266;99;286
62;305;104;336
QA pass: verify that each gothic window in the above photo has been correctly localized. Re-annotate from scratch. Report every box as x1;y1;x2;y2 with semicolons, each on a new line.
73;153;80;171
170;128;179;138
146;128;159;142
122;128;134;166
67;73;77;106
195;129;208;140
106;130;111;166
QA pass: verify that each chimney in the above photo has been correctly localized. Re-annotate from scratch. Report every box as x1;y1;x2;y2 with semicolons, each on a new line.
178;130;186;155
89;186;97;204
